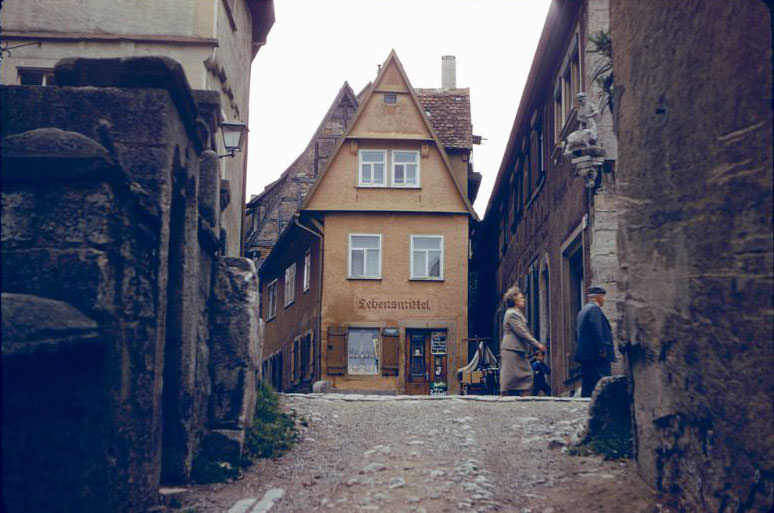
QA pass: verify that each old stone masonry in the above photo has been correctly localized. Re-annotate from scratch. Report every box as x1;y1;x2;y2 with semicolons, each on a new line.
182;394;675;513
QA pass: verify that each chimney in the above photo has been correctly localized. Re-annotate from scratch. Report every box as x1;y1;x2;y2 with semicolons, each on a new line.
442;55;456;90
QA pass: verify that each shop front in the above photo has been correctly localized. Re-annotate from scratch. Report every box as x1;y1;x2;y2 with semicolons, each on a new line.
322;297;465;395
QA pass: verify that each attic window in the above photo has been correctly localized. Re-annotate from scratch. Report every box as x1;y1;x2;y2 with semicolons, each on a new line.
384;93;397;104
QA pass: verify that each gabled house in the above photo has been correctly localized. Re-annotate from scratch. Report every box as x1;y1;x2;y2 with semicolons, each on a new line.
471;0;619;396
259;51;478;394
245;82;359;266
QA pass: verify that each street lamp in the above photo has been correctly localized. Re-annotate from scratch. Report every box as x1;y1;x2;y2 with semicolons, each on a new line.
219;120;247;158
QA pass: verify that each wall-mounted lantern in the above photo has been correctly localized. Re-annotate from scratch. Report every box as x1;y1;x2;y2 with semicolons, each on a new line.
219;120;248;158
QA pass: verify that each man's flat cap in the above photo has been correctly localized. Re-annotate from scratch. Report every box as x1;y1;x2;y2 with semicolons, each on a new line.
588;286;607;295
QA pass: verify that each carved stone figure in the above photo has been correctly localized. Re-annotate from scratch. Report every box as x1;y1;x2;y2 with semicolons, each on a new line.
563;92;601;157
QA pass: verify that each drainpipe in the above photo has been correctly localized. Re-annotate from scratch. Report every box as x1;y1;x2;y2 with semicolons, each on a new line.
294;214;324;385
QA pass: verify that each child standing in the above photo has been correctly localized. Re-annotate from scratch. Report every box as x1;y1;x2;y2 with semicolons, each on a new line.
531;351;551;396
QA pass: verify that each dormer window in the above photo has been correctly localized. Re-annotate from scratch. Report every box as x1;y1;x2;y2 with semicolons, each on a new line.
384;93;397;104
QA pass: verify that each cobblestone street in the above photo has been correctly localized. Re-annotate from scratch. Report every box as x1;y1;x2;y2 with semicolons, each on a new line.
183;394;674;513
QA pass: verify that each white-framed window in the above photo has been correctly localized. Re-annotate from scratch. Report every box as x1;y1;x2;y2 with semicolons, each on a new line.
284;263;296;306
348;328;380;375
358;150;386;186
349;234;382;279
410;235;444;280
554;31;582;140
391;150;420;187
303;249;311;292
267;279;278;319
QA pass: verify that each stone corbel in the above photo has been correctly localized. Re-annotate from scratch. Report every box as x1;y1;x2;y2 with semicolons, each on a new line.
349;140;358;155
571;154;605;189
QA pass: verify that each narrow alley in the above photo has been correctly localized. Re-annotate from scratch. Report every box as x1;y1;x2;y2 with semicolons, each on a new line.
183;395;673;513
2;1;771;512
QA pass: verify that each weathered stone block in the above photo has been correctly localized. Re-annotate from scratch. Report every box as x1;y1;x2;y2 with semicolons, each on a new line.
209;257;259;429
1;293;100;356
199;149;220;226
1;248;116;317
201;429;246;464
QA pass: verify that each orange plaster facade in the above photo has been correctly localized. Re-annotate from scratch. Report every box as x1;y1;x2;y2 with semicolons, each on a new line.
319;212;469;394
302;51;476;395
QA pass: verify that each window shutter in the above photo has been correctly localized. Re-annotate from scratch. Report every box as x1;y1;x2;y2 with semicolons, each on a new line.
307;334;315;379
290;342;296;382
381;332;400;376
326;327;347;375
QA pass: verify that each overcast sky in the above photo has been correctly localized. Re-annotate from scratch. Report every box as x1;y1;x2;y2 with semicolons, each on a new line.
247;0;551;216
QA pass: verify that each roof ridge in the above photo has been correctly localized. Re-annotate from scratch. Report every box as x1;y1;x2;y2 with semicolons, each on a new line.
247;82;358;207
300;50;478;221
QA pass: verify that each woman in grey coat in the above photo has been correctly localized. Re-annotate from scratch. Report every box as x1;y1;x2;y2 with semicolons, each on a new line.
500;286;546;396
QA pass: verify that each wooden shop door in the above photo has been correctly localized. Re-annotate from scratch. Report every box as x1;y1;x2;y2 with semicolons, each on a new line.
405;330;430;395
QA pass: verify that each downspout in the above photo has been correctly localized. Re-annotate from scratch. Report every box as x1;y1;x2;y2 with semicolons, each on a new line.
294;214;324;385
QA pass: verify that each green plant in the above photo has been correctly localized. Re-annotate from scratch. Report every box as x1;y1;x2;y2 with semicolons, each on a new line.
191;382;300;483
243;381;300;462
569;422;633;460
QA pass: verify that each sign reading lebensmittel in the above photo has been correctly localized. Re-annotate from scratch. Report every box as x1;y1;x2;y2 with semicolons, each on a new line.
356;297;431;312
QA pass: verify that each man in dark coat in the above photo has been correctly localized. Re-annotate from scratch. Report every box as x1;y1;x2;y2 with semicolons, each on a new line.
574;286;615;397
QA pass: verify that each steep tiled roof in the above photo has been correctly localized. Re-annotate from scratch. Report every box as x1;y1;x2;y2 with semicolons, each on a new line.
415;88;473;150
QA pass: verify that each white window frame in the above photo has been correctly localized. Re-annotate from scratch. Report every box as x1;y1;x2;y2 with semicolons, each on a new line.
347;327;380;376
391;150;420;188
348;233;382;279
554;30;582;138
303;249;311;292
410;235;444;280
358;150;386;187
284;263;296;307
266;279;278;320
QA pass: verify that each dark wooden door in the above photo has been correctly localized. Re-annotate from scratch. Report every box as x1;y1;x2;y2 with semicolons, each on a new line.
405;330;430;395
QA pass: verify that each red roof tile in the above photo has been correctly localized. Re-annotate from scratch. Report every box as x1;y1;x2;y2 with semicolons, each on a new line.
415;88;473;150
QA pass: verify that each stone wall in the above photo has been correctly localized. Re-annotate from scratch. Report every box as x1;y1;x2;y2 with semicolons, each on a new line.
611;2;773;511
1;126;164;512
0;0;276;258
1;57;261;512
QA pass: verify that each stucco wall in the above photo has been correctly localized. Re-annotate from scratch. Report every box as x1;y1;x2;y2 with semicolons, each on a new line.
211;0;256;256
305;141;467;213
0;0;214;37
611;1;773;511
320;212;469;394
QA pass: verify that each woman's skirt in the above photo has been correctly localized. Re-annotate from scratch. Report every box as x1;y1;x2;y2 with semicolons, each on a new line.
500;349;533;393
